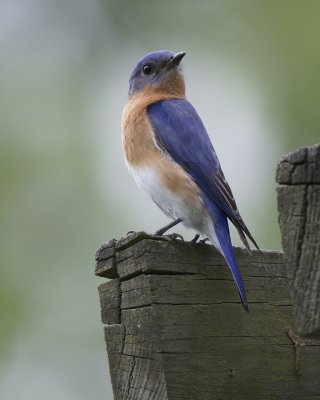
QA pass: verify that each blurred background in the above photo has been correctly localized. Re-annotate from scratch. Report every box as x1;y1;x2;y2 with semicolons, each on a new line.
1;0;319;399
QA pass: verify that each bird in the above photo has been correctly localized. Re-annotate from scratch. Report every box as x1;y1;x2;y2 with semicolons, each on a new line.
121;50;260;311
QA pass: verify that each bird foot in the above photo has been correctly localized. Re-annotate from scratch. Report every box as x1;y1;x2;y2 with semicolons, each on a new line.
190;234;209;244
153;232;184;243
124;230;184;243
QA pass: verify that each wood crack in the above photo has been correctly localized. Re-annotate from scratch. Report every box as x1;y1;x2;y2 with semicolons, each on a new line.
290;185;307;289
128;355;136;397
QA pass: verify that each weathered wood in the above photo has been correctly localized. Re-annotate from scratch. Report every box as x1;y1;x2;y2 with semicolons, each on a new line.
96;232;320;400
98;279;120;325
277;144;320;338
276;144;320;184
95;239;118;278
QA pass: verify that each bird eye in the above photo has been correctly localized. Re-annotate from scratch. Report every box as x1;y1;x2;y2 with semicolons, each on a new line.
142;64;153;75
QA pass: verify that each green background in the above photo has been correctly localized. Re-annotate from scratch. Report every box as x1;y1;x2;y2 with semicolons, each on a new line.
1;1;319;399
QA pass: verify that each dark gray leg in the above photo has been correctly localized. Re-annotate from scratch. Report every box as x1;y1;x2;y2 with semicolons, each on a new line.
155;218;183;236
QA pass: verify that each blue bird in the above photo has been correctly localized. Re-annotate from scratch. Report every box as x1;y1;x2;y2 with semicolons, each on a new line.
122;50;260;311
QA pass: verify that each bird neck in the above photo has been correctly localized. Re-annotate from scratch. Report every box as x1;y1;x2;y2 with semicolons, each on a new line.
129;71;186;103
156;71;186;98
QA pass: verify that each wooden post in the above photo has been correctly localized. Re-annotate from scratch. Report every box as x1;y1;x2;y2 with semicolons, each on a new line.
95;145;320;399
277;144;320;339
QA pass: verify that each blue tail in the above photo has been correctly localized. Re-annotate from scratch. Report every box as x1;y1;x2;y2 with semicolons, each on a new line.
204;198;249;311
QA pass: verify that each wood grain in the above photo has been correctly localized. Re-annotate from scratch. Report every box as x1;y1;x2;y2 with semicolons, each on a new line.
96;232;320;399
277;144;320;338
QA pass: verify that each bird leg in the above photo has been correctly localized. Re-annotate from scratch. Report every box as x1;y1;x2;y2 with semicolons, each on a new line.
190;234;200;243
154;218;183;236
153;218;184;242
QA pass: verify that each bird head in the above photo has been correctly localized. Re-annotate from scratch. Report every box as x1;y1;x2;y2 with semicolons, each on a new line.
128;50;186;97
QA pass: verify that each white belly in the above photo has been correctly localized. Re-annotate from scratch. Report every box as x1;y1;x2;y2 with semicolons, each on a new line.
128;164;207;232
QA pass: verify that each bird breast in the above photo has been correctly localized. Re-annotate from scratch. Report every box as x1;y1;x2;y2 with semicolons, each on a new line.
121;96;204;224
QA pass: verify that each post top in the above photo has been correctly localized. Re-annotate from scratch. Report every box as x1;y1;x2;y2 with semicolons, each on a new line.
95;231;283;280
276;143;320;184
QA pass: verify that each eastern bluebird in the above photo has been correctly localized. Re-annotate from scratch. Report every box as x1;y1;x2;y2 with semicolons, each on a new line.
122;50;260;311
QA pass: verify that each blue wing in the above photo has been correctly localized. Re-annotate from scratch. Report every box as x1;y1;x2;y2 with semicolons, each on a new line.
147;98;259;252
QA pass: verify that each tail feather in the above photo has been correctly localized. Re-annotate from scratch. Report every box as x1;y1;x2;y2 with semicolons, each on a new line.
205;200;249;311
236;226;252;254
232;215;261;254
219;236;249;312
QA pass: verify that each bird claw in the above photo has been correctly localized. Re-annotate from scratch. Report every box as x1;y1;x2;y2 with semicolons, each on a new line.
124;230;184;243
190;234;209;244
167;233;184;241
153;232;184;243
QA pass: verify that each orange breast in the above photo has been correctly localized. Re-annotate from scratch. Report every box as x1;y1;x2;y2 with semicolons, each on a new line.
121;89;201;203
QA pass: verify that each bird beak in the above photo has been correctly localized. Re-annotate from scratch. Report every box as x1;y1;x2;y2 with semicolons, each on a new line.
166;51;186;69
